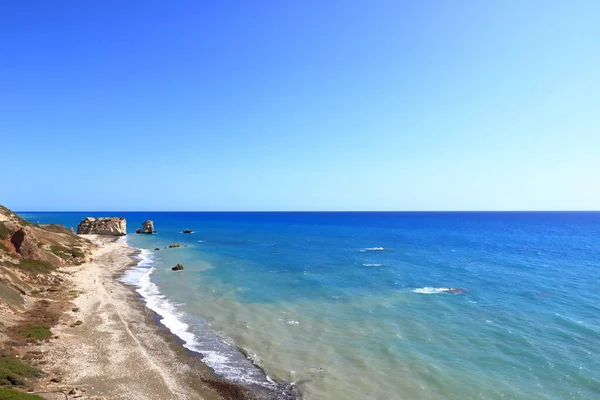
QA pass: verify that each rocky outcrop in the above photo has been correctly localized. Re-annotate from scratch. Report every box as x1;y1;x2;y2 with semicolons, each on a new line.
142;220;155;234
136;220;155;234
10;228;39;259
76;217;126;236
171;263;184;271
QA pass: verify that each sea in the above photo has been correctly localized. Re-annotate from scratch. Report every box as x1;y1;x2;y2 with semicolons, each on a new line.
20;211;600;400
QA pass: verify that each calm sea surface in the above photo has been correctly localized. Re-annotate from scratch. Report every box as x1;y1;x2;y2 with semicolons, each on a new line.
23;212;600;399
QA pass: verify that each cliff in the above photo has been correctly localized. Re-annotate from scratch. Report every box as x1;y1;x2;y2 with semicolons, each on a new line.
0;205;94;397
76;217;126;236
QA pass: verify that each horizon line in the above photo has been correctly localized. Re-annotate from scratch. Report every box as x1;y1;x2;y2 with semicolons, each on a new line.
15;210;600;213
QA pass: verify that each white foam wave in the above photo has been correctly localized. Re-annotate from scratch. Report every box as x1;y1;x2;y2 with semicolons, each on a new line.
413;287;452;294
360;247;389;252
363;263;384;267
120;248;275;388
120;250;201;349
198;240;206;243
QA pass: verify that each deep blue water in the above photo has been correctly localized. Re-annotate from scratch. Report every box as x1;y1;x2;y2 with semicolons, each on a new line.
22;211;600;399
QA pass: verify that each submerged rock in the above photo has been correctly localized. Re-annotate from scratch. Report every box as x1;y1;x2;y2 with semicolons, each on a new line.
443;288;468;294
76;217;126;236
172;263;184;271
169;243;180;248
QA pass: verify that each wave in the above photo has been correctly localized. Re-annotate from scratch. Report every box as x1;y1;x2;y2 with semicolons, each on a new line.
360;247;390;252
413;287;451;294
413;287;467;294
119;249;278;388
120;250;200;348
363;263;384;267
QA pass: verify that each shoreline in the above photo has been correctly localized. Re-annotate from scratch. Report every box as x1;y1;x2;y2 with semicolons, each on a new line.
38;235;298;400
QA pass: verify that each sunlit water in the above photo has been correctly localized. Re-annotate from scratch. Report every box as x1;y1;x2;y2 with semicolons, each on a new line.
25;212;600;399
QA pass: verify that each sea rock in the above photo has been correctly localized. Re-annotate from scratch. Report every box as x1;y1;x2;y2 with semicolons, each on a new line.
183;229;192;234
172;263;184;271
76;217;126;236
135;228;141;234
154;248;160;251
169;243;180;248
140;220;155;234
142;220;155;234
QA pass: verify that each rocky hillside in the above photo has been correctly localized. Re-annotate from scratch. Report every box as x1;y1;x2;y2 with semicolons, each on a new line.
0;205;94;398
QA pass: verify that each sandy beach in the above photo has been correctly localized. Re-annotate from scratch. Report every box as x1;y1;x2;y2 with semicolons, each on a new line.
36;235;256;400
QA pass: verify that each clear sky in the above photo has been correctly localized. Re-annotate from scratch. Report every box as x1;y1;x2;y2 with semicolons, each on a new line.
1;1;599;211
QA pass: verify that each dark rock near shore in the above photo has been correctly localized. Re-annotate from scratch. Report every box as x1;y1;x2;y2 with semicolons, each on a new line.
154;248;160;251
172;263;184;271
76;217;126;236
169;243;180;248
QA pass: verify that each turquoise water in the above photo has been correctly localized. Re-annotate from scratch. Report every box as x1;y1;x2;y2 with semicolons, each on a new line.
24;212;600;399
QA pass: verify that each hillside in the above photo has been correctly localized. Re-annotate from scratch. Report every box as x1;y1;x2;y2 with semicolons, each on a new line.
0;205;94;398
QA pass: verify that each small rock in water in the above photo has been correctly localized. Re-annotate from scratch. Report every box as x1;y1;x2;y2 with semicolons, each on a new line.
172;263;184;271
183;229;192;233
169;243;180;248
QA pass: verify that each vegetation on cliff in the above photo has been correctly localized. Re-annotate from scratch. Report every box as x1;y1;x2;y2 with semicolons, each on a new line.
0;356;41;386
0;387;44;399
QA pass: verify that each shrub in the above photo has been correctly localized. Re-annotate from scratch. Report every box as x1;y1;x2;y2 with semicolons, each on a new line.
0;260;18;268
50;245;85;260
21;326;52;340
18;259;53;274
0;357;41;386
0;242;10;253
71;248;85;258
0;222;10;240
0;387;44;399
49;245;70;260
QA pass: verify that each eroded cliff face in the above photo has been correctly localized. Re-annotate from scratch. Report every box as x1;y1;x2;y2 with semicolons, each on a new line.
76;217;126;236
0;205;94;308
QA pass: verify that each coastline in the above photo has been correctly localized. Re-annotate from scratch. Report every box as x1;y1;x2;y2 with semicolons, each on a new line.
38;235;297;400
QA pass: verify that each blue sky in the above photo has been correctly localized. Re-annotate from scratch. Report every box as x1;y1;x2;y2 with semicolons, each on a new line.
1;1;599;211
